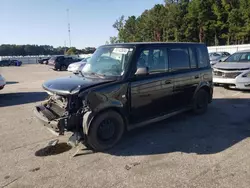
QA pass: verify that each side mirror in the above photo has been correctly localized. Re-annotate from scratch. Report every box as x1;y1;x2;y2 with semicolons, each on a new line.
135;67;149;76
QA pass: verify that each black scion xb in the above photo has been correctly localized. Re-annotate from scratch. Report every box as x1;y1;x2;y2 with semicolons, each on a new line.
34;42;213;151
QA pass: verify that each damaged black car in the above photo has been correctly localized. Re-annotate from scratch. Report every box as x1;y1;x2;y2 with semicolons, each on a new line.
34;42;213;151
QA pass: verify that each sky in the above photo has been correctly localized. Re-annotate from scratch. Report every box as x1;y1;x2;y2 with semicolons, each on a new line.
0;0;164;49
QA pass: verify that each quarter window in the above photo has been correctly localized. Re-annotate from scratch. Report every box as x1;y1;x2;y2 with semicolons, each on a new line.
197;46;209;68
169;47;190;71
189;47;197;69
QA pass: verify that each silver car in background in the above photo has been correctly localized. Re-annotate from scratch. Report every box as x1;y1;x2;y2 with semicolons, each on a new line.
0;74;6;90
67;57;91;74
213;50;250;89
209;52;230;66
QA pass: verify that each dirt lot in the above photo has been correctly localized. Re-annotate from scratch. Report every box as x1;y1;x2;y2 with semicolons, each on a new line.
1;64;250;188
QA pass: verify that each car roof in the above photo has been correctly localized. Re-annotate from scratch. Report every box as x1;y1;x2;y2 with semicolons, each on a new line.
235;49;250;53
101;42;203;48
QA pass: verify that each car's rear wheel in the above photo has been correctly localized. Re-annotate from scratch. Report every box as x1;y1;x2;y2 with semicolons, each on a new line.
60;65;67;71
86;110;125;151
192;89;209;115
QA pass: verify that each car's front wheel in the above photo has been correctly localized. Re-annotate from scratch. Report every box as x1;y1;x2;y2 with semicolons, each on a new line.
86;110;125;151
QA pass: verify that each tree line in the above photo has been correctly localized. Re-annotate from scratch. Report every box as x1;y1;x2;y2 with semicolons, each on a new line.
108;0;250;46
0;44;96;56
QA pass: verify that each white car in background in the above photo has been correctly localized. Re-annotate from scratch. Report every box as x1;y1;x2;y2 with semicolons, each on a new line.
209;52;231;66
0;74;6;90
213;50;250;89
67;57;91;74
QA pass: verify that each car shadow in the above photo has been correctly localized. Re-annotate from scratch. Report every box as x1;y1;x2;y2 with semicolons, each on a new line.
6;81;19;85
0;92;47;107
106;98;250;156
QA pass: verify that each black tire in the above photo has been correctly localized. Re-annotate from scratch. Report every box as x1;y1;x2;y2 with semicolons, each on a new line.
192;89;209;115
60;65;67;71
223;85;230;89
86;110;125;151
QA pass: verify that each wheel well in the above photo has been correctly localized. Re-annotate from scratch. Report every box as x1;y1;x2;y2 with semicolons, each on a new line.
94;107;128;130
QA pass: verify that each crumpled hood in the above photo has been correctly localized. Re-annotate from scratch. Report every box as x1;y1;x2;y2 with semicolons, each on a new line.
213;62;250;70
43;75;112;95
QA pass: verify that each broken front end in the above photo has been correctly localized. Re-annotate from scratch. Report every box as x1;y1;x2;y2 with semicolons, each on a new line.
34;93;89;146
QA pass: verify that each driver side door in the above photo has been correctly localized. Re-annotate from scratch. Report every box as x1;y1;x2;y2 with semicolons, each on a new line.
129;46;174;124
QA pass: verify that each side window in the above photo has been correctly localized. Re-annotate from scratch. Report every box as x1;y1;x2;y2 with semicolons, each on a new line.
197;46;209;68
239;53;250;62
169;47;190;71
137;48;168;73
188;47;197;69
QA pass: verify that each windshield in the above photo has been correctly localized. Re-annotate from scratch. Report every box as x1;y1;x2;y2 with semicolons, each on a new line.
81;57;91;62
81;46;134;77
225;52;250;62
50;56;58;60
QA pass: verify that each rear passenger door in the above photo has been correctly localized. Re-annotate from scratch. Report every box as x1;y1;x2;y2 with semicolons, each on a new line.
169;45;200;109
130;46;174;124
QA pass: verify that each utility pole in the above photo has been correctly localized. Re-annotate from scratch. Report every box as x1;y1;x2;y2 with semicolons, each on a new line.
64;40;66;55
67;9;71;48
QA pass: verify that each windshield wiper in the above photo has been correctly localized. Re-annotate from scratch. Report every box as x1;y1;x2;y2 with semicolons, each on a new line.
89;72;106;78
78;70;85;77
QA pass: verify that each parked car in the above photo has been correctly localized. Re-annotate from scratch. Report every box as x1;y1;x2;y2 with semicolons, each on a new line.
0;74;6;90
10;60;22;66
209;52;230;66
34;42;213;151
67;57;91;73
0;60;11;66
48;55;81;71
213;50;250;89
38;58;50;64
0;59;22;66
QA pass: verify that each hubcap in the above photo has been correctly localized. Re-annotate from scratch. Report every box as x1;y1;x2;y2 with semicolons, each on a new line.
97;119;116;141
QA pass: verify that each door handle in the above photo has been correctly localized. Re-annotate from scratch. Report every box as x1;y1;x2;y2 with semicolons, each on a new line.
194;75;199;79
165;80;171;84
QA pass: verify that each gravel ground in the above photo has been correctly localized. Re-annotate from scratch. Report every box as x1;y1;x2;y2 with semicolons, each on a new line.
1;64;250;188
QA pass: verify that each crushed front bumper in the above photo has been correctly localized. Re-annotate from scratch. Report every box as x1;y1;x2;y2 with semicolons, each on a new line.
34;105;66;135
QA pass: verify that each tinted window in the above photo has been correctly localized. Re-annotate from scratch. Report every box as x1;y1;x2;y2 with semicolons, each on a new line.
225;53;242;62
197;46;209;68
239;52;250;62
137;47;168;73
169;47;190;71
189;47;197;68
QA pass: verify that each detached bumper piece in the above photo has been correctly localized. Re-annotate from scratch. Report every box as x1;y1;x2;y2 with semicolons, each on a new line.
34;105;65;135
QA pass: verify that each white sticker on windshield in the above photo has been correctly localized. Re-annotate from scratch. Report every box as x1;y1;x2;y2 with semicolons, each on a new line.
113;48;129;54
